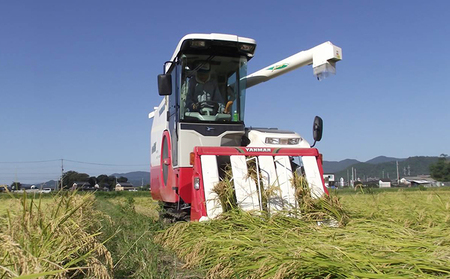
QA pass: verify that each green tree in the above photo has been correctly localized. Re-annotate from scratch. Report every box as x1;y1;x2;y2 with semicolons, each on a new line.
430;155;450;181
11;181;21;190
97;174;116;190
117;176;128;183
62;171;90;189
108;175;117;190
89;176;97;187
97;174;108;188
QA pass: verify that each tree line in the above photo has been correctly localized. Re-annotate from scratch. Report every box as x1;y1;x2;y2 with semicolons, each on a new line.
61;171;129;190
430;154;450;182
9;171;129;191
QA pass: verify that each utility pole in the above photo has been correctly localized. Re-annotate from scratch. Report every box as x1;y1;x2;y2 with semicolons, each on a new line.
347;169;349;187
351;167;354;187
60;159;64;191
396;161;399;184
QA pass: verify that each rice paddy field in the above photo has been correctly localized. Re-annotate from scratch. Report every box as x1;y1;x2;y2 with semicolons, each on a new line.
1;187;450;278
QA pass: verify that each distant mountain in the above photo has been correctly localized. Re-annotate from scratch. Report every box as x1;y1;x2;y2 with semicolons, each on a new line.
333;156;439;181
323;159;360;173
323;156;407;173
365;156;406;164
111;171;150;187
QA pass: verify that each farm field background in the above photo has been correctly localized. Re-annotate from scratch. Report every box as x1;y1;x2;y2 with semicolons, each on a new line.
1;188;450;278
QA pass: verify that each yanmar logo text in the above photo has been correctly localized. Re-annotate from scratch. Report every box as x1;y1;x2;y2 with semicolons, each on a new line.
245;147;272;152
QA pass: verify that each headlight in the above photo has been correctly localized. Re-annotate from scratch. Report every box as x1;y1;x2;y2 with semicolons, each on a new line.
194;177;200;190
265;137;280;144
288;138;300;145
265;137;301;145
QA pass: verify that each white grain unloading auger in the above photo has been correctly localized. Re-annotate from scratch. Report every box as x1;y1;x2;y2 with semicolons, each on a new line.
149;33;342;221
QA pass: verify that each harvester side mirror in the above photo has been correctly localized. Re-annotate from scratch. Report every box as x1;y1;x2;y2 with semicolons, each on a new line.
158;74;172;96
311;116;323;147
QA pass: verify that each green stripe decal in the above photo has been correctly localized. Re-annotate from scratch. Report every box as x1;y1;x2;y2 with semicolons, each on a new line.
267;64;289;71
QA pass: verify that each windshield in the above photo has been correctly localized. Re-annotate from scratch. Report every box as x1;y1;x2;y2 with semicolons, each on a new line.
179;54;248;123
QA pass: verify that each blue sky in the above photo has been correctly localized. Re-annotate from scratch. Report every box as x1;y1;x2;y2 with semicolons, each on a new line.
1;1;449;184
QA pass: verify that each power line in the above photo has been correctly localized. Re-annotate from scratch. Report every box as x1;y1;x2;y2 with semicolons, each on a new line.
0;159;60;164
0;159;148;167
0;158;149;185
64;159;148;167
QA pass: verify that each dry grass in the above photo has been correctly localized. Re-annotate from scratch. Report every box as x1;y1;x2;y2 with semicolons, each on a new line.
0;200;12;214
212;162;348;225
213;167;237;212
156;188;450;278
107;196;160;221
0;191;113;278
291;172;349;226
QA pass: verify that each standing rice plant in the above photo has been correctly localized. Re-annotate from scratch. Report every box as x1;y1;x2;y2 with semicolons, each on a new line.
291;172;349;226
213;166;237;212
0;191;113;278
213;160;281;214
212;161;349;226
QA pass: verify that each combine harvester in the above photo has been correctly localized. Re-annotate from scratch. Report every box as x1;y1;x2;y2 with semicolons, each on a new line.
149;33;342;221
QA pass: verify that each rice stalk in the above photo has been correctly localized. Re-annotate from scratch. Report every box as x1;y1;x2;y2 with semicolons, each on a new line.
0;191;113;278
291;172;349;226
213;166;237;212
155;189;450;278
245;158;268;211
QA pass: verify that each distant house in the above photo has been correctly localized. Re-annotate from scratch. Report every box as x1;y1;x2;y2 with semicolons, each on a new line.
115;182;136;191
400;176;437;187
72;181;92;190
379;178;391;188
323;173;336;188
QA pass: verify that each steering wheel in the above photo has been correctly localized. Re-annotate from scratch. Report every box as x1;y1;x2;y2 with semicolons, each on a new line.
198;101;219;115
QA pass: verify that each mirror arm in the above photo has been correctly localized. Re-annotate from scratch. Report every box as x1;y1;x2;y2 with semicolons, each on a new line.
163;60;175;74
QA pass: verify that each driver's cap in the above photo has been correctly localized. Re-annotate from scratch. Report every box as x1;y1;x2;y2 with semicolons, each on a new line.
197;63;210;73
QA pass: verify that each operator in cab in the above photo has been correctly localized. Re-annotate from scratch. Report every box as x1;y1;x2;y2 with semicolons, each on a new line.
185;62;225;114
